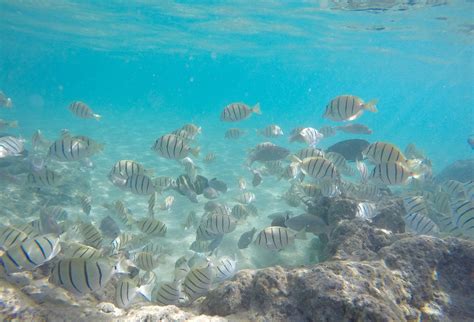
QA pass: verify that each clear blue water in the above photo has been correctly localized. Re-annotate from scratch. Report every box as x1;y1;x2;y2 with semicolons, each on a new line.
0;0;473;311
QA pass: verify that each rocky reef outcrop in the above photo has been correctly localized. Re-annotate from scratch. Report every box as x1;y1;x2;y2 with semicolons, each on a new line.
434;158;474;183
201;235;474;321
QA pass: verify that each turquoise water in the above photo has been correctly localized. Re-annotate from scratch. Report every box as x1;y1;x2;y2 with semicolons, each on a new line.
0;0;473;310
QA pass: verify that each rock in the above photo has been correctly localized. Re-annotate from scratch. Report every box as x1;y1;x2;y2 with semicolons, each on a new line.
372;199;406;233
327;198;358;225
201;236;474;322
434;159;474;183
322;218;401;261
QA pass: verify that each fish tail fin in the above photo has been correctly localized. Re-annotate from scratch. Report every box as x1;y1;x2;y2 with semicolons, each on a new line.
289;155;302;164
364;99;378;113
252;103;262;115
93;113;102;121
190;146;200;157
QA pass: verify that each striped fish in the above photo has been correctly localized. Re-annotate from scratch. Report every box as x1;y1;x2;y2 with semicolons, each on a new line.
258;124;283;137
27;169;61;187
295;147;325;160
81;196;92;215
294;157;339;181
181;123;201;138
204;213;237;235
299;127;324;146
255;226;305;251
403;196;428;215
369;162;414;185
153;176;175;192
68;101;101;120
220;102;261;122
231;204;250;220
152;134;199;160
404;213;439;236
225;128;245;139
48;137;91;162
183;211;199;230
0;136;24;158
190;240;211;253
451;199;474;237
213;255;237;283
320;179;340;198
133;251;160;271
136;218;167;237
115;274;154;308
323;95;378;122
356;160;369;183
0;226;30;250
434;191;451;215
356;202;378;221
236;191;256;204
148;192;156;216
124;174;156;195
174;258;190;282
76;223;103;248
434;213;464;237
196;222;222;241
111;233;146;253
0;234;61;274
42;206;68;221
362;142;408;164
50;257;122;295
109;160;148;185
203;152;216;163
463;181;474;201
62;242;102;259
318;126;337;138
299;183;322;198
183;262;215;301
154;280;183;306
442;180;466;200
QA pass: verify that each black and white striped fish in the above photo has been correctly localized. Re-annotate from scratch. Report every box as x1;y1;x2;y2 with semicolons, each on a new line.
74;222;103;248
293;156;339;182
231;204;250;220
236;191;256;204
403;196;428;215
220;102;261;122
0;226;29;250
298;127;324;146
152;134;199;160
154;280;183;306
318;126;337;138
356;160;369;183
442;180;466;200
115;276;154;308
48;137;92;162
225;128;245;139
133;251;160;271
136;218;167;237
254;226;306;251
0;234;61;274
356;202;378;221
109;160;148;185
369;162;415;185
323;95;377;122
80;196;92;215
62;242;102;260
204;213;237;235
182;262;215;302
451;199;474;238
68;101;101;120
124;174;156;195
203;152;217;163
362;142;407;164
404;213;439;236
27;168;61;187
294;147;325;160
0;136;24;158
213;255;237;283
50;257;126;295
258;124;283;137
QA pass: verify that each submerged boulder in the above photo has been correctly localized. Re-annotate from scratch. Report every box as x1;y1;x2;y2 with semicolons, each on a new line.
201;236;474;321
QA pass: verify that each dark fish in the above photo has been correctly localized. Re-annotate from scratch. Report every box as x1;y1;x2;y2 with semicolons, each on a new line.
203;187;219;199
238;227;257;249
100;216;121;239
285;214;328;234
269;211;293;227
209;178;228;193
251;169;263;187
468;136;474;150
326;139;370;162
248;145;290;165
